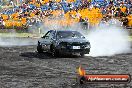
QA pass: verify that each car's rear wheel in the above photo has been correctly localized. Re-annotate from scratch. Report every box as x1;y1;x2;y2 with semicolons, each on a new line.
37;42;43;53
80;53;85;57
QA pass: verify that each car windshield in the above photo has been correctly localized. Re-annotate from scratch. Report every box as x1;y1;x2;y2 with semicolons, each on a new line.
57;31;84;39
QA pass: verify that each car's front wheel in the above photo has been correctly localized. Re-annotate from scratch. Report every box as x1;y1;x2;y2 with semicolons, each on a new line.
51;46;59;57
37;42;43;53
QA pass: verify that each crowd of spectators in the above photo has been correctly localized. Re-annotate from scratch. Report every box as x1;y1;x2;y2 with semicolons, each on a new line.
0;0;131;31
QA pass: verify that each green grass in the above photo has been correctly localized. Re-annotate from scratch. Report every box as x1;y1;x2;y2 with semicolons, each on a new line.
129;36;132;41
0;33;40;38
1;5;14;9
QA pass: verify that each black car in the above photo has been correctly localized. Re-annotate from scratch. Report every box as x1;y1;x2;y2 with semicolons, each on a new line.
37;30;91;57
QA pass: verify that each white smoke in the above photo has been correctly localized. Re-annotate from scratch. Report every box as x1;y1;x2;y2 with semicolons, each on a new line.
0;37;37;47
0;32;38;47
86;28;131;56
84;19;131;57
66;19;131;56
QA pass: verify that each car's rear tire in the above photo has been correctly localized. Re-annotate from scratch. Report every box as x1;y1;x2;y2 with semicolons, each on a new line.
80;53;85;57
37;42;43;53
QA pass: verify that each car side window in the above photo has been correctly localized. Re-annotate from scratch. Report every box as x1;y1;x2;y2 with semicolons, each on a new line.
51;31;56;39
49;32;56;39
41;31;51;39
42;31;54;39
45;32;51;39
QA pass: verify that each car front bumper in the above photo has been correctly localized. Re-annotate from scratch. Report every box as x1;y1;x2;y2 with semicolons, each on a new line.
56;48;90;54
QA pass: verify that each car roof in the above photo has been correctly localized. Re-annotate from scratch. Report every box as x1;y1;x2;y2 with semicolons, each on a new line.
49;30;78;32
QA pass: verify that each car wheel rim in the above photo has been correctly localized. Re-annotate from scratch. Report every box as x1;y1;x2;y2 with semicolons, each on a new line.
52;49;55;56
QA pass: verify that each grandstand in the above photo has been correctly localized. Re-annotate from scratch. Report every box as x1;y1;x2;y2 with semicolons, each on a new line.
0;0;131;31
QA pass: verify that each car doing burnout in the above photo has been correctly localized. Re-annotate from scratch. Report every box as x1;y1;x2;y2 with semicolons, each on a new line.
37;30;91;57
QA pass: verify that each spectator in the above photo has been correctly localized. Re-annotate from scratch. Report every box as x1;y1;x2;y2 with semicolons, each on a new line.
0;0;132;30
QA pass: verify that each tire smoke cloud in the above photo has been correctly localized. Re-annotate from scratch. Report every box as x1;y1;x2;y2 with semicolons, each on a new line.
85;21;131;56
0;37;37;47
68;19;131;56
86;28;131;56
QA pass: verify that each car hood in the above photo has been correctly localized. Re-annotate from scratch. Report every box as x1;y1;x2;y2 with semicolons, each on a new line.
58;38;89;43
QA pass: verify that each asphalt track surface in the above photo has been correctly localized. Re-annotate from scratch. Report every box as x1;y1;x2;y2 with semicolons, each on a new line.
0;38;132;88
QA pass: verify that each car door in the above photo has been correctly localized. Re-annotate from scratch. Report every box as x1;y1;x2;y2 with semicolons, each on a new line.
41;31;54;51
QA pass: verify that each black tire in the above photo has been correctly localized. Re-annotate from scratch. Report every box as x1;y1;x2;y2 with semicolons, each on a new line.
51;46;59;57
37;42;43;53
80;53;85;57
